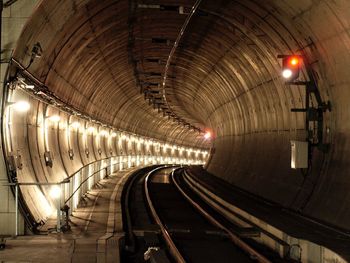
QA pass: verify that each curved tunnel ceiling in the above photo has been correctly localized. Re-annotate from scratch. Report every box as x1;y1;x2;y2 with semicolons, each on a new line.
10;0;350;229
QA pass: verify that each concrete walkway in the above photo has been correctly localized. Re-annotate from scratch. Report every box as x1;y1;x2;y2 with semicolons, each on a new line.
0;170;134;263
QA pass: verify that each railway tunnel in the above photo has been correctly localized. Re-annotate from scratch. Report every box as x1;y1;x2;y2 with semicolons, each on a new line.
0;0;349;262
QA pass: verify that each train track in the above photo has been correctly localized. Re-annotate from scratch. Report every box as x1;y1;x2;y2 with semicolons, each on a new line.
122;166;283;262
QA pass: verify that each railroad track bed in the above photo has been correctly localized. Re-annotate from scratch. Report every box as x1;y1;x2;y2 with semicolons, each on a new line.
121;166;295;262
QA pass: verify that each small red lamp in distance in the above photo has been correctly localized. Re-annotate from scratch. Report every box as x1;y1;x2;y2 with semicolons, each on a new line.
281;55;301;81
204;131;212;140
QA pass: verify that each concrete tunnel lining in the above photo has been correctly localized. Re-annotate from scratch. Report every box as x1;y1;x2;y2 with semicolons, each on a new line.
3;0;350;232
5;88;207;226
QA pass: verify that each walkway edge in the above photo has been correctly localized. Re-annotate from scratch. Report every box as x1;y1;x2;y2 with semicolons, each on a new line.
97;169;139;262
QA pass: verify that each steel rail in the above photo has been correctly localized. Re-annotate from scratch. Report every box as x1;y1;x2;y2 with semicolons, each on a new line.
171;169;272;263
122;168;151;252
144;167;186;263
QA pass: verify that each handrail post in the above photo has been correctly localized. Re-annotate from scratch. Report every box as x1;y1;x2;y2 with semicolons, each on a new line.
56;184;61;233
15;184;18;236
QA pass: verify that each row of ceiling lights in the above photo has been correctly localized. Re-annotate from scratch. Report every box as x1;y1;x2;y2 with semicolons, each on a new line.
7;96;213;141
7;98;209;155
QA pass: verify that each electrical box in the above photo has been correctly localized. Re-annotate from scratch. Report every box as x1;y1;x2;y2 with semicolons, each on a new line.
68;149;74;160
7;151;23;171
44;151;53;168
291;141;308;169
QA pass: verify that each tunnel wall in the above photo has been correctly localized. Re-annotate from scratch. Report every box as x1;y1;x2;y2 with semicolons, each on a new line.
9;0;206;148
5;0;350;232
4;88;208;227
204;0;350;230
0;0;40;235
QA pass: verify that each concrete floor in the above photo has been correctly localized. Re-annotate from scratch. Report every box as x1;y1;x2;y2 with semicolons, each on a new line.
0;170;133;263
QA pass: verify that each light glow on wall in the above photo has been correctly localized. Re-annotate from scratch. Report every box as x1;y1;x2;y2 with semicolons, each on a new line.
49;185;61;199
87;126;95;134
11;100;30;112
47;115;61;122
71;121;80;129
99;130;108;136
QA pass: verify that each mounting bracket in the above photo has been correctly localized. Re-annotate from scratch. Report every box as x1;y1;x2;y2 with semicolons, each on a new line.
288;80;331;153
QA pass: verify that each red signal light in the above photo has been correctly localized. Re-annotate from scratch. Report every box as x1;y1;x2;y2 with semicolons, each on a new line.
204;131;212;140
289;57;299;66
282;55;301;81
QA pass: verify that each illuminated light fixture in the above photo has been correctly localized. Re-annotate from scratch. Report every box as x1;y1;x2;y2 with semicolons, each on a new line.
111;132;117;137
9;100;30;112
204;131;212;140
88;127;95;133
290;57;299;66
121;135;127;140
100;130;108;136
24;84;35;89
280;55;301;81
71;122;80;128
47;115;61;122
282;69;292;79
49;185;61;199
17;78;35;89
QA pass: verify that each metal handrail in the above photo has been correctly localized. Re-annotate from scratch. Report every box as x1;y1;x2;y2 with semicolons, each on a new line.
63;155;120;181
62;154;155;204
64;166;107;204
2;155;199;236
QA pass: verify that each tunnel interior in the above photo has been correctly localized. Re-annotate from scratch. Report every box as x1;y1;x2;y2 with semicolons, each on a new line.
5;0;350;232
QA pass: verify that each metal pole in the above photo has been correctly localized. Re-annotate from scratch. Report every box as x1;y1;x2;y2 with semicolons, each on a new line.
56;185;61;233
15;184;18;236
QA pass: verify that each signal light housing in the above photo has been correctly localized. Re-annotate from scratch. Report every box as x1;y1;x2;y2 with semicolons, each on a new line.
281;55;301;81
203;130;213;140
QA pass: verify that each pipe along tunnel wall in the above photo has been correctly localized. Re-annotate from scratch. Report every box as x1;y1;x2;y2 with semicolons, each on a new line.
4;0;350;232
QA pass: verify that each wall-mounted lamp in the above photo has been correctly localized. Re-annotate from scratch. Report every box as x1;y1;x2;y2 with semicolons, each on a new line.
8;100;30;112
87;127;95;134
99;130;108;136
47;115;60;122
49;185;61;199
70;122;80;129
16;77;35;89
